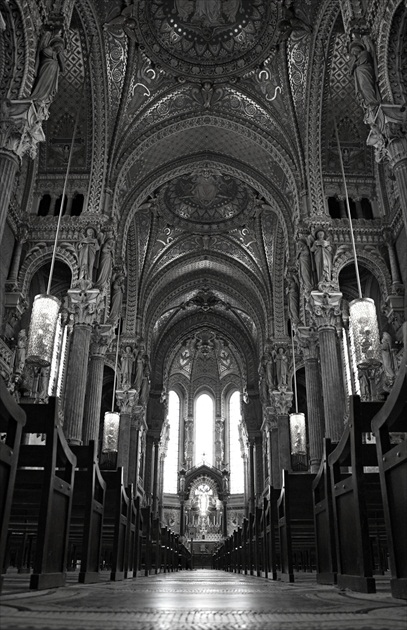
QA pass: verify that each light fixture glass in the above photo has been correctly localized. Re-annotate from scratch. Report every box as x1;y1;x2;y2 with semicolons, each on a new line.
26;294;61;366
289;412;307;454
349;297;381;368
102;411;120;452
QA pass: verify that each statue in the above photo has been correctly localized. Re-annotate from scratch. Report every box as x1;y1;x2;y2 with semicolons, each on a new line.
349;38;380;113
36;366;50;403
379;332;395;380
14;329;27;374
96;237;114;289
120;345;135;390
133;346;147;393
30;31;65;105
310;229;333;285
296;237;314;292
139;372;150;406
286;273;300;325
108;271;125;323
77;226;100;282
274;347;288;388
259;368;269;405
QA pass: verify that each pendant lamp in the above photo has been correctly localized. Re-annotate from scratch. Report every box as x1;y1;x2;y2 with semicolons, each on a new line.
102;321;121;453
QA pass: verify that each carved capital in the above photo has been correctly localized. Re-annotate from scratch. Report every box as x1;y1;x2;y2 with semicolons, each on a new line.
90;323;115;357
116;389;137;415
309;291;343;329
271;390;293;416
296;326;319;361
0;100;46;160
68;288;102;326
367;105;407;166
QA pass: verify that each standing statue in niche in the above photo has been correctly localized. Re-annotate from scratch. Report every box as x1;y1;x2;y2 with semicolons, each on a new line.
286;272;300;325
30;30;65;105
77;226;100;282
274;347;288;389
310;229;333;286
96;237;115;289
133;345;148;394
14;329;27;375
120;345;135;390
349;38;380;115
296;237;314;292
379;332;396;381
36;366;50;403
108;271;125;323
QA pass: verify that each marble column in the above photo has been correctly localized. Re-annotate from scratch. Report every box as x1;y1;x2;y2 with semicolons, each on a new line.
248;439;256;513
152;437;160;517
116;389;137;486
310;292;345;443
296;326;325;472
6;223;28;290
271;390;293;484
63;289;101;445
0;101;46;243
82;324;114;445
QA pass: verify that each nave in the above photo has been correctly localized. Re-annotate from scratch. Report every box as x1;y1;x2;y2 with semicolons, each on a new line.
0;569;406;630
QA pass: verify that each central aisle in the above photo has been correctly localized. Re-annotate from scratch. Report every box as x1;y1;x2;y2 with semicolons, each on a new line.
1;569;406;630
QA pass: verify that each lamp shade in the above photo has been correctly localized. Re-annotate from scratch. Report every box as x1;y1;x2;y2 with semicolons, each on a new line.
289;412;306;454
26;294;61;366
102;411;120;453
349;297;381;368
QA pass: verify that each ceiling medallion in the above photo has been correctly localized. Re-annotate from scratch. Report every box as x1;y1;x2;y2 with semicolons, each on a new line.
136;0;277;81
159;167;254;233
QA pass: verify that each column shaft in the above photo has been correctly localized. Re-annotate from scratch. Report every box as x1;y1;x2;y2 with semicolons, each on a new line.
82;355;104;445
304;357;324;472
277;415;291;479
249;440;256;513
0;151;19;244
63;323;92;444
152;440;160;516
318;326;345;442
117;413;131;486
270;427;280;489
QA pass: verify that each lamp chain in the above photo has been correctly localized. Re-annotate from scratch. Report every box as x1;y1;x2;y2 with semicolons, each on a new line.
111;320;121;413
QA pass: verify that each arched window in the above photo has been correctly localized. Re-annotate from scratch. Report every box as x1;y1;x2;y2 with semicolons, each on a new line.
194;393;214;466
163;390;180;494
229;391;244;494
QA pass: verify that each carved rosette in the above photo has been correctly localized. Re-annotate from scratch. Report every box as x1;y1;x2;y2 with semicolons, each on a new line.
68;288;102;326
308;291;343;329
116;389;138;415
296;326;319;361
271;390;293;417
0;100;46;160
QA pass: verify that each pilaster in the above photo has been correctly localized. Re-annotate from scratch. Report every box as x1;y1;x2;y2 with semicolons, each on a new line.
271;390;293;484
116;389;138;486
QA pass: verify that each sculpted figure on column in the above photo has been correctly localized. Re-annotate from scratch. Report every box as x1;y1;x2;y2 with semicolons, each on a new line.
310;229;333;286
78;226;100;282
31;30;65;105
296;236;314;292
349;38;380;114
96;237;115;289
274;347;288;389
120;345;135;390
108;270;125;323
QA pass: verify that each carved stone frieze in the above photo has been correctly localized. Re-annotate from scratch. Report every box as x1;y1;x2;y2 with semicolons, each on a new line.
116;388;138;415
270;390;293;417
296;326;319;361
89;323;115;357
68;288;102;326
308;291;343;329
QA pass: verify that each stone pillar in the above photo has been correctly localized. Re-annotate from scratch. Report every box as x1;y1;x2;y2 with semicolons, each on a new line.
63;289;101;444
6;223;28;290
0;101;46;243
82;324;114;445
116;389;137;486
310;292;345;443
48;195;57;216
337;196;347;218
152;437;160;516
128;408;145;490
254;433;263;498
248;438;256;513
65;195;73;217
271;390;293;484
223;501;228;538
296;326;325;472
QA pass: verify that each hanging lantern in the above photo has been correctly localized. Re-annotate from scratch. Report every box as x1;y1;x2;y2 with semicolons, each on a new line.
102;411;120;453
349;298;381;368
26;294;61;366
289;412;306;454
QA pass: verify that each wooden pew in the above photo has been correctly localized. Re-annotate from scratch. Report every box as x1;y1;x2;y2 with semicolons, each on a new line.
141;505;152;575
371;345;407;600
68;441;106;583
123;484;137;579
101;468;129;581
328;396;385;594
277;471;316;583
0;376;26;592
8;397;76;589
312;439;340;585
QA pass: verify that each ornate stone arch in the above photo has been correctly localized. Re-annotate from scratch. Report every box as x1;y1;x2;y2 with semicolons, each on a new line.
376;0;406;103
333;250;392;302
18;244;77;296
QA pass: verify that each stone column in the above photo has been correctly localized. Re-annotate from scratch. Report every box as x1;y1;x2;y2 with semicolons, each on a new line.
0;101;46;243
264;406;280;488
296;326;325;472
82;324;114;445
152;437;160;517
248;438;256;513
271;390;293;484
116;389;137;486
6;223;28;290
63;288;101;445
128;408;145;490
309;292;345;443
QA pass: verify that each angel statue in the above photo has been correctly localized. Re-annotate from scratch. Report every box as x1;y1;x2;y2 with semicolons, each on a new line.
30;29;65;105
310;229;333;286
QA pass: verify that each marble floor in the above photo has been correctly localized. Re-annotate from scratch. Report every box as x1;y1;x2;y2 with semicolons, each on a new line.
0;569;406;630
